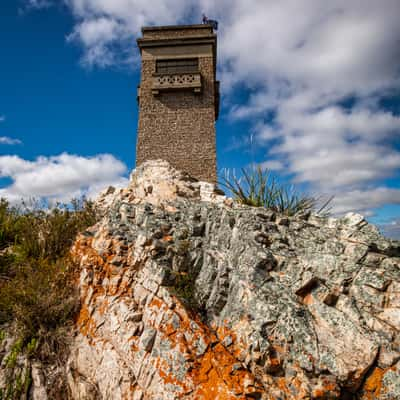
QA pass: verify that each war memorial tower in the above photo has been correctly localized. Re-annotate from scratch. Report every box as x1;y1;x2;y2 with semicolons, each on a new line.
135;24;219;183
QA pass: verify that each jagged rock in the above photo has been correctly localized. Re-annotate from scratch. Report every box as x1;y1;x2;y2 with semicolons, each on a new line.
2;160;400;399
31;363;48;400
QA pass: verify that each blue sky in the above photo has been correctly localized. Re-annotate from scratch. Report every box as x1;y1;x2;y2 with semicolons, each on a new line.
0;0;400;238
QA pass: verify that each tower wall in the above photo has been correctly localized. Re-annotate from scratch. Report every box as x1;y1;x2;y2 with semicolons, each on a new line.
136;25;218;183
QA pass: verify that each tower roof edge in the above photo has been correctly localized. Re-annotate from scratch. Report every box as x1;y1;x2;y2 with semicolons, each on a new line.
141;24;214;33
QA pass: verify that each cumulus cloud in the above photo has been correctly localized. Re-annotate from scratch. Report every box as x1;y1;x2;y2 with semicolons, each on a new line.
329;187;400;215
0;153;128;203
66;17;132;67
379;219;400;240
216;1;400;207
65;0;191;67
30;0;400;216
0;137;22;145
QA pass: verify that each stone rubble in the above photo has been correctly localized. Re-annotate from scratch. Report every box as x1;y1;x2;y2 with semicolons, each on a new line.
2;159;400;399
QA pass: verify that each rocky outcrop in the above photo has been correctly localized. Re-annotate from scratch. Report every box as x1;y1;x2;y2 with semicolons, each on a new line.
2;160;400;399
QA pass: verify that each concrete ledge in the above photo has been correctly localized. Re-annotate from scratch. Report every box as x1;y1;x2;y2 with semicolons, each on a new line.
142;24;213;33
151;72;202;94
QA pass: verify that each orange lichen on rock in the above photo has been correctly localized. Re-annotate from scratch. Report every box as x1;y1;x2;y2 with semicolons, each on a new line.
162;235;174;242
362;367;385;399
157;359;191;394
190;330;262;399
302;293;314;306
276;376;290;395
217;325;237;346
311;379;341;399
77;305;97;338
97;298;109;316
192;347;249;400
145;296;263;399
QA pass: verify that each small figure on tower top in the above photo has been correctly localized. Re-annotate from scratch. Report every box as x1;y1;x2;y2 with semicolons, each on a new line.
202;14;218;30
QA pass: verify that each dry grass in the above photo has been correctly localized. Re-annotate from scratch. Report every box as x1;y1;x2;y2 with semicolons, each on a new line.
0;198;97;359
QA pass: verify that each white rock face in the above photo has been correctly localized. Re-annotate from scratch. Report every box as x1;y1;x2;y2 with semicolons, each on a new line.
96;160;226;211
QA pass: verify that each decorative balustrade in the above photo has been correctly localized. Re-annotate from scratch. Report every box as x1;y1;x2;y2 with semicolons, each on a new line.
151;72;202;95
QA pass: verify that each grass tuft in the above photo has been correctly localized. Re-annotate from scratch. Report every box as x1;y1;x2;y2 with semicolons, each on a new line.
220;166;332;216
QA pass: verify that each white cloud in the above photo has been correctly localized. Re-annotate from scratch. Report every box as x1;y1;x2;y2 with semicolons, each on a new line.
330;187;400;215
0;137;22;145
0;153;128;203
379;219;400;240
0;155;32;177
257;106;400;194
65;0;191;67
71;18;120;47
34;0;400;215
66;17;130;67
259;160;284;171
0;116;5;122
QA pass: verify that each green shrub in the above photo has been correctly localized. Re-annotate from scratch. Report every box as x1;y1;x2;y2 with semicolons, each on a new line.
0;198;97;360
4;339;23;369
13;198;96;261
0;199;18;249
220;166;332;216
0;258;79;348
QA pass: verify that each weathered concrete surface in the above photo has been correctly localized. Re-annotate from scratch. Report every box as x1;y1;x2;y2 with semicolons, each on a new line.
2;160;399;399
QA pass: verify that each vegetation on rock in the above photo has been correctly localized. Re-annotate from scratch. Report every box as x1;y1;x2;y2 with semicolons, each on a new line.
0;198;97;399
221;165;332;215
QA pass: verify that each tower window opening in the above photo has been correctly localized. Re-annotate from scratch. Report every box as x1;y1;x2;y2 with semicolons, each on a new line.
156;58;199;74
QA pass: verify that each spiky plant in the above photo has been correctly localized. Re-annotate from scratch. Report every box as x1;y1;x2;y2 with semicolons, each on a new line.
220;166;332;216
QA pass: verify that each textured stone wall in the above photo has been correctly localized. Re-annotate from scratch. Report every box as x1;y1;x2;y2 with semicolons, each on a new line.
136;27;217;183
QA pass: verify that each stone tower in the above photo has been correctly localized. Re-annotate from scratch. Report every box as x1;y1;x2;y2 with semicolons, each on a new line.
136;24;219;183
